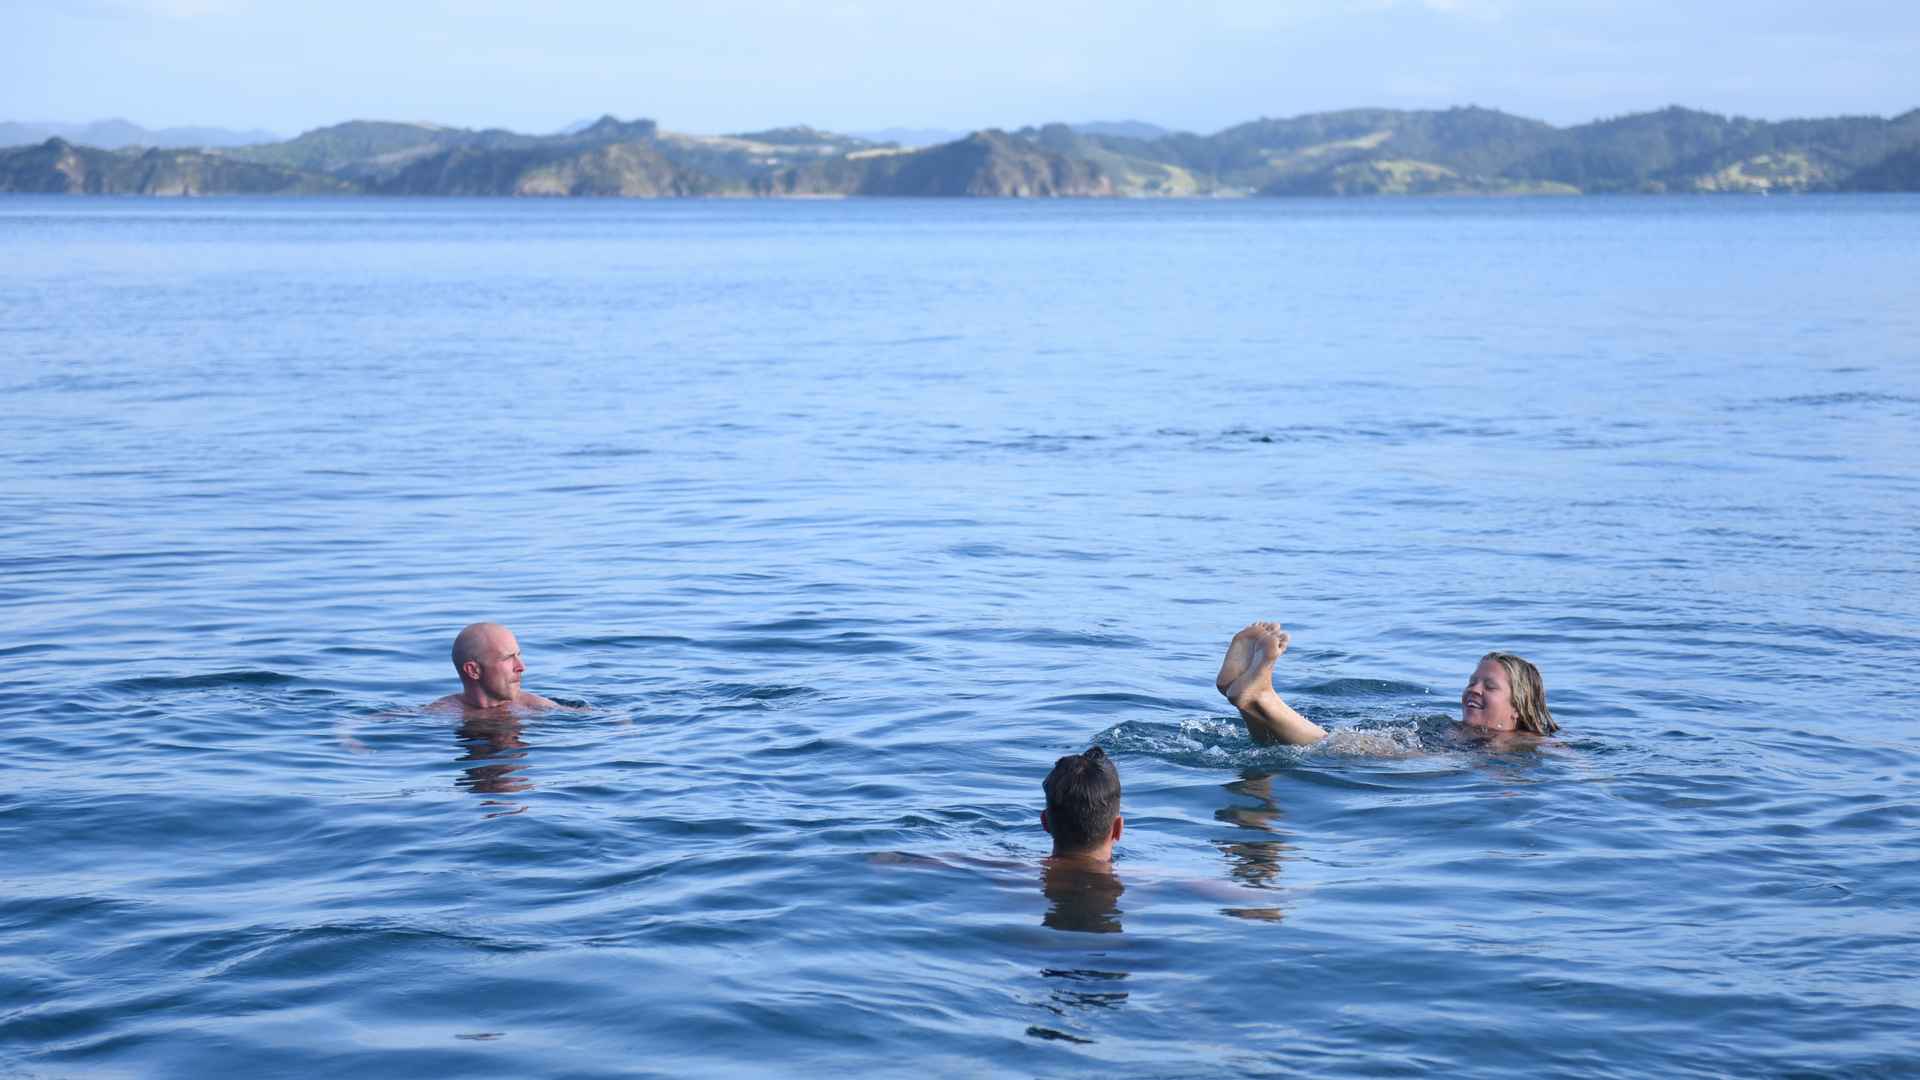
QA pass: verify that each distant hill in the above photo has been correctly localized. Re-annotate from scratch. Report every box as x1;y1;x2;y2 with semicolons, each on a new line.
1104;106;1567;193
1495;106;1920;193
0;138;349;194
726;126;877;150
1841;141;1920;191
374;137;715;197
1071;120;1175;140
767;129;1118;196
5;105;1919;197
851;127;967;148
0;119;283;150
1004;123;1207;195
658;126;884;184
224;120;481;176
1075;104;1920;195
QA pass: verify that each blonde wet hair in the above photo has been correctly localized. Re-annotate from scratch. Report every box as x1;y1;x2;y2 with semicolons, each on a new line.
1482;652;1557;735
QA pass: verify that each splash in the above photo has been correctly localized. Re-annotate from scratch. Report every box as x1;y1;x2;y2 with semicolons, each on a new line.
1097;713;1440;767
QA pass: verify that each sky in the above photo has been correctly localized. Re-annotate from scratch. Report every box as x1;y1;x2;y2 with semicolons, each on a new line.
6;0;1919;138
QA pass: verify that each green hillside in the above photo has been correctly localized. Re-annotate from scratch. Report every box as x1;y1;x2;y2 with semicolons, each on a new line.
373;139;724;197
769;130;1115;196
5;105;1920;197
1842;142;1920;191
0;138;351;194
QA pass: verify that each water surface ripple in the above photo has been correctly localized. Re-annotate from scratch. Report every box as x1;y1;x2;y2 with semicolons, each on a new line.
2;196;1917;1077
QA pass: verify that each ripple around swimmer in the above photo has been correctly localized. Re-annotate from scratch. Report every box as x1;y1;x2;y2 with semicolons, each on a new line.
102;669;304;692
702;682;819;703
1113;708;1553;773
1096;718;1430;776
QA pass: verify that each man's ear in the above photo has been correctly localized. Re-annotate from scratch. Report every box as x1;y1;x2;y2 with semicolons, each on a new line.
1040;810;1052;835
1110;815;1123;842
460;660;480;681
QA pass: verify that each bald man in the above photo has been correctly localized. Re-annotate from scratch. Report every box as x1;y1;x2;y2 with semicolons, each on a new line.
429;622;567;712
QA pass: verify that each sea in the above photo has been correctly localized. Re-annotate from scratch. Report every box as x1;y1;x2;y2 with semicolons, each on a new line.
2;195;1917;1078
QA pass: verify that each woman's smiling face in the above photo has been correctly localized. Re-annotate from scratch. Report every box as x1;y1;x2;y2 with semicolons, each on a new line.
1461;657;1518;731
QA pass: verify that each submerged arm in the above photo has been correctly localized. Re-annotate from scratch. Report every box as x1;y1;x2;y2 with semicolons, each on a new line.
334;715;372;754
517;690;590;711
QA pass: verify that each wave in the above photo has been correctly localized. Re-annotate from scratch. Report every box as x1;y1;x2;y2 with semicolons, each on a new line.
1097;713;1468;769
0;642;61;658
563;633;697;649
1295;677;1429;697
708;634;913;655
1038;691;1191;714
930;626;1150;649
561;445;653;458
1763;391;1920;409
104;670;303;692
704;682;817;703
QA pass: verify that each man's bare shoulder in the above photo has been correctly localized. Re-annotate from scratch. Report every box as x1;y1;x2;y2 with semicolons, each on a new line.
423;691;584;714
515;690;587;711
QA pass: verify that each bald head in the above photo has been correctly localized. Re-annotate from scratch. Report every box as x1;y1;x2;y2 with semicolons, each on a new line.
439;623;540;711
452;622;513;671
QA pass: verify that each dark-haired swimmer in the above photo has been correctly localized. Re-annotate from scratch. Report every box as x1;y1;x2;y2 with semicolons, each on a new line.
428;622;572;714
1039;747;1127;933
1216;621;1557;746
1042;747;1124;863
871;750;1124;869
873;748;1275;933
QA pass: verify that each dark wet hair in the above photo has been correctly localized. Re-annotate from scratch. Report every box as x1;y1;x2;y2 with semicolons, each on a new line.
1043;746;1122;851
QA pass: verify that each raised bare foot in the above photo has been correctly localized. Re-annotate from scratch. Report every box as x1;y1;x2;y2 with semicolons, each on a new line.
1216;623;1265;697
1225;623;1289;709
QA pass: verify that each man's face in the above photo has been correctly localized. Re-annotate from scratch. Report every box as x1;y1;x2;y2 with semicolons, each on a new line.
468;629;525;701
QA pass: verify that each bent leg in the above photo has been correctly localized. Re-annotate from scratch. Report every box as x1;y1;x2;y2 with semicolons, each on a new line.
1221;622;1327;746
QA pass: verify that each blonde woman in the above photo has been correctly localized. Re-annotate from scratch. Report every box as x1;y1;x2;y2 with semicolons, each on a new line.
1217;622;1557;746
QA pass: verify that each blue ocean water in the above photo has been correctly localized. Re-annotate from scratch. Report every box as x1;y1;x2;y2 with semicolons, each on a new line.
2;195;1917;1077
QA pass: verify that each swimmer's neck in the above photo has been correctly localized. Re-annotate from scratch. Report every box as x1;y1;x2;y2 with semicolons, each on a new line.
1456;721;1542;744
1045;846;1115;867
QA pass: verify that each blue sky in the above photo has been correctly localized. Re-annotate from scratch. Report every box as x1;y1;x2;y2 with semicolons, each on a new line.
7;0;1917;137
